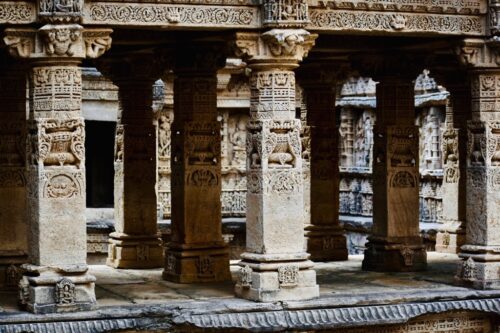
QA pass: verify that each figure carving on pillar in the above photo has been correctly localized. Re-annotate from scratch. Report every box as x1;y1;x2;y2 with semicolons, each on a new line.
3;24;112;313
234;29;319;301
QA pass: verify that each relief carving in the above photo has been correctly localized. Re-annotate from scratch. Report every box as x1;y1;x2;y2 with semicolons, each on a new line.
196;256;214;278
263;0;308;27
55;278;76;305
33;118;85;167
277;265;299;287
239;265;252;287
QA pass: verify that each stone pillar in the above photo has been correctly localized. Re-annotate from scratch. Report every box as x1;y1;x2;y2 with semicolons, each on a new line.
102;56;164;269
435;80;468;253
299;66;347;261
0;58;28;289
362;71;427;272
339;109;355;168
234;29;319;301
456;69;500;289
163;46;231;283
4;23;112;313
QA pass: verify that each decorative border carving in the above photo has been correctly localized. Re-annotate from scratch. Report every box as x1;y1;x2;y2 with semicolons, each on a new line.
307;9;484;35
2;298;500;332
84;3;259;28
0;2;35;24
309;0;484;15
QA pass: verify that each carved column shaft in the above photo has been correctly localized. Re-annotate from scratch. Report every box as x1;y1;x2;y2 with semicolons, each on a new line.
0;60;28;289
107;74;162;269
234;29;319;302
456;69;500;289
163;48;230;283
435;81;469;254
362;75;427;272
3;22;112;313
300;70;347;261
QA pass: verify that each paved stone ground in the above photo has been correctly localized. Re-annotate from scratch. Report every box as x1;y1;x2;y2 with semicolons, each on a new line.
3;252;500;332
0;252;466;312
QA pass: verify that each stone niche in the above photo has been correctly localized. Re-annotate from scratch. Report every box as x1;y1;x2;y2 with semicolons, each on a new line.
330;311;496;333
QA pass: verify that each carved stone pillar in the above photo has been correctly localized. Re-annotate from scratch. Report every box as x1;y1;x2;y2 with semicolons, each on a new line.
163;46;231;283
298;66;347;261
435;80;468;254
0;58;28;289
362;70;427;272
234;29;319;301
102;56;164;269
4;23;112;313
456;69;500;289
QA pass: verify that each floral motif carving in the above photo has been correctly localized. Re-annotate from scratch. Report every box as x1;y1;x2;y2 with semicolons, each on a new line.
88;4;257;27
0;2;34;23
277;265;299;287
55;278;76;305
308;10;483;35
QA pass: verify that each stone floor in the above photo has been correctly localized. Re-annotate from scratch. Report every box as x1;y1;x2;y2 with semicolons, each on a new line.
0;252;482;311
3;252;500;332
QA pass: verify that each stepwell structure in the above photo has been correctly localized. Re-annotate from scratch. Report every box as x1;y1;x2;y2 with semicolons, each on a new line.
0;0;499;331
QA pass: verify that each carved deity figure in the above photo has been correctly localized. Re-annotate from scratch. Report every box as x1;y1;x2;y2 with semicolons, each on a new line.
158;115;171;158
229;116;247;166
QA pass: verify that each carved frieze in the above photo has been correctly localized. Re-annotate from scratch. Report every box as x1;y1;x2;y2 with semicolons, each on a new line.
0;2;36;24
85;3;258;27
39;0;84;23
310;0;483;14
308;10;483;35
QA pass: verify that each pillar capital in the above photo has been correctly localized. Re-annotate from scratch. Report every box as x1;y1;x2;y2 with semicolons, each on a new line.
234;29;317;70
454;38;500;69
3;25;112;62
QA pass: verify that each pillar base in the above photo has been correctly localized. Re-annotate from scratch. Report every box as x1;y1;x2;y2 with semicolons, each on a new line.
19;264;96;314
163;245;231;283
435;231;466;254
304;225;348;261
0;254;27;290
235;252;319;302
456;246;500;290
107;233;163;269
362;238;427;272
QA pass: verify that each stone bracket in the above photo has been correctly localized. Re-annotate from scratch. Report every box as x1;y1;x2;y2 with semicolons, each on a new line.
3;25;112;60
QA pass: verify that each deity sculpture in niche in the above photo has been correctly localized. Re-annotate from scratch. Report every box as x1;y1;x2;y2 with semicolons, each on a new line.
158;114;171;159
228;115;248;166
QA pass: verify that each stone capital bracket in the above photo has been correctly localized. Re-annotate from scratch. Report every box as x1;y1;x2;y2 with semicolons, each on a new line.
455;38;500;69
234;29;317;69
3;24;112;60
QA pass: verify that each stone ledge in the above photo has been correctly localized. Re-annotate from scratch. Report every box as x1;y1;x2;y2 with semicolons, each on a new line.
2;296;500;332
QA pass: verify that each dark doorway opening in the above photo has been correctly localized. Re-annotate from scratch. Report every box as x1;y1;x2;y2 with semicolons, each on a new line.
86;120;116;207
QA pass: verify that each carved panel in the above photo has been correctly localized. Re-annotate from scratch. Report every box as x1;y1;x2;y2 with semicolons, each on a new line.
55;278;76;305
32;66;82;116
308;10;484;35
0;2;36;24
85;3;259;28
277;265;299;286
